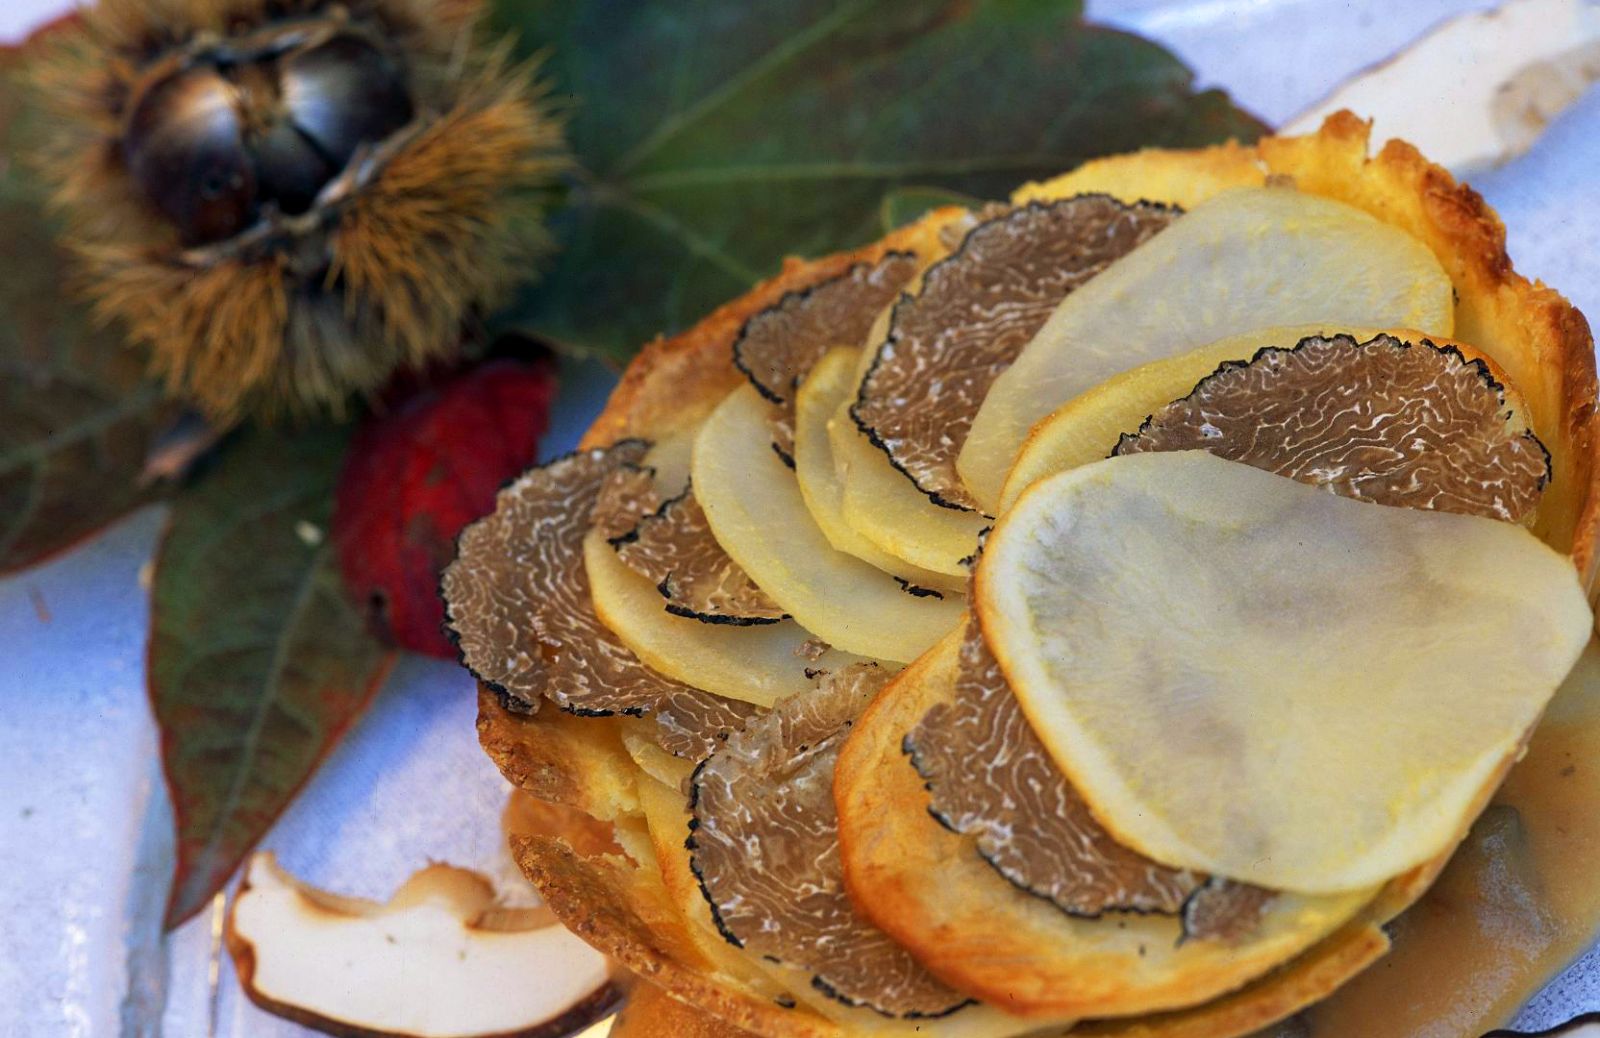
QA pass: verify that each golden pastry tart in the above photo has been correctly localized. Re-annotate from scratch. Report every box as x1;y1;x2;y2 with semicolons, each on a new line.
442;112;1600;1038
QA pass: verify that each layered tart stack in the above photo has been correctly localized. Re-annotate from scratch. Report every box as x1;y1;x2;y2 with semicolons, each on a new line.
443;114;1600;1038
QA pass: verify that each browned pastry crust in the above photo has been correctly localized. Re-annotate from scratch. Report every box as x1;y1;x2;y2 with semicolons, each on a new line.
514;835;836;1038
611;981;765;1038
476;687;641;820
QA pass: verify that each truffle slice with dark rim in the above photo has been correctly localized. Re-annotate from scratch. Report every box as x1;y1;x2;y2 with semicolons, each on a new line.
733;254;921;464
644;690;766;763
907;612;1279;942
591;463;664;543
615;487;789;626
443;442;760;754
1182;879;1279;946
1115;333;1550;521
854;197;1178;512
689;664;971;1019
906;617;1209;917
446;444;653;713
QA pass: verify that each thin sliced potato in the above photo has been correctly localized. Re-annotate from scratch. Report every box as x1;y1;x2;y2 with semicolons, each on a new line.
794;347;965;593
586;528;867;707
978;451;1592;893
823;237;991;581
830;397;989;577
617;717;700;791
645;431;695;498
959;187;1455;510
694;384;965;662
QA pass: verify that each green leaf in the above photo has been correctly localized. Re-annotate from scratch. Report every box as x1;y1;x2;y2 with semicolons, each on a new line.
489;0;1266;360
0;50;176;573
149;424;395;929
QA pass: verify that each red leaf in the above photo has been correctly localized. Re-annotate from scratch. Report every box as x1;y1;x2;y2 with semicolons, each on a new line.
333;358;558;658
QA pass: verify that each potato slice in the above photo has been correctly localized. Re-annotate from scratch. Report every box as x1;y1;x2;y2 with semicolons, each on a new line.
585;527;866;707
617;716;699;791
810;240;991;582
959;187;1455;510
793;347;964;593
998;324;1380;512
227;854;619;1038
694;384;965;662
829;398;989;576
645;430;695;499
822;251;991;582
978;450;1591;893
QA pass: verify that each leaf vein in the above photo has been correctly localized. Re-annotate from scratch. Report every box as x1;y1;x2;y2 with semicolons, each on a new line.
610;0;876;175
0;383;164;473
597;187;761;283
186;543;332;885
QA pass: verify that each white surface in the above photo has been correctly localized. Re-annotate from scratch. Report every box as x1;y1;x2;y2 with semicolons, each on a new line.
1282;0;1600;176
0;507;168;1038
0;0;74;42
1;2;1598;1036
1091;0;1501;126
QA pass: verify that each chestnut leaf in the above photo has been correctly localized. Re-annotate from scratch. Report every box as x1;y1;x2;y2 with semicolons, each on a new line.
0;50;177;573
150;424;395;929
488;0;1266;361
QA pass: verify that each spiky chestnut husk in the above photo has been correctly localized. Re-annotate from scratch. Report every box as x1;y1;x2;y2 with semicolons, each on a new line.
31;0;567;422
